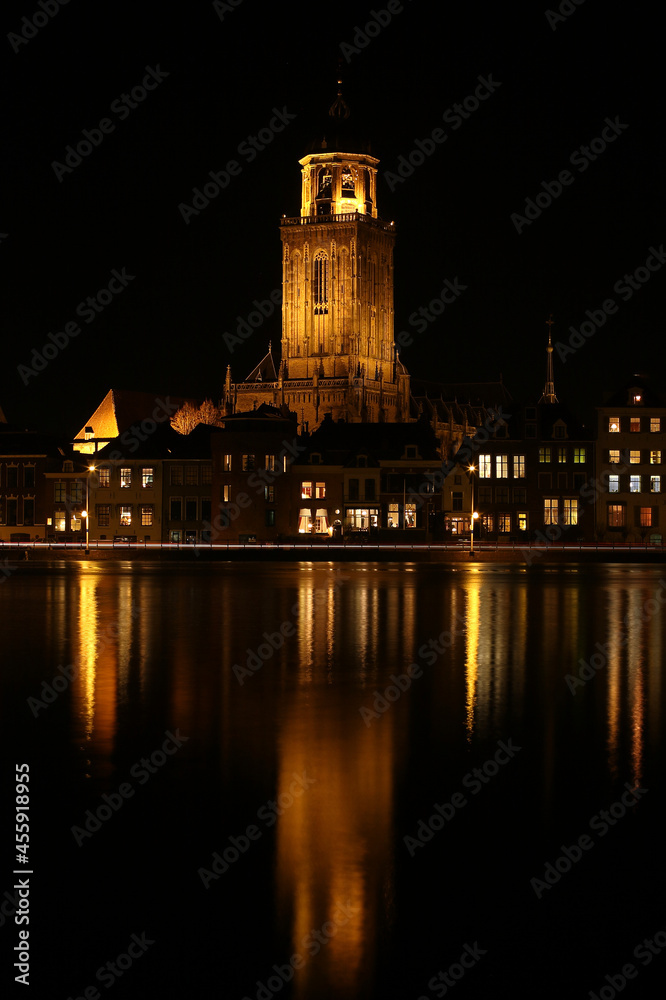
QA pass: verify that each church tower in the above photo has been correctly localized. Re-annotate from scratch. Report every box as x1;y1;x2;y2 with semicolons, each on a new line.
225;82;410;428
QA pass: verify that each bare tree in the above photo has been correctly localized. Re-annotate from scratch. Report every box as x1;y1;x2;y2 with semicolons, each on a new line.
170;402;200;435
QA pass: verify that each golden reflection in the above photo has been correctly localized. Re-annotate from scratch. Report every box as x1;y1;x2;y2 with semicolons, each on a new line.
75;572;100;739
605;587;623;779
275;700;395;1000
464;580;480;741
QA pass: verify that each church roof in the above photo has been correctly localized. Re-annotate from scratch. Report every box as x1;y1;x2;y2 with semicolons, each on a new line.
304;79;372;157
244;349;277;384
73;389;198;442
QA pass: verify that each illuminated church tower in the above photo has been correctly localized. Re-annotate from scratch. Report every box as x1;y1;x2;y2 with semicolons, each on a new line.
224;83;411;428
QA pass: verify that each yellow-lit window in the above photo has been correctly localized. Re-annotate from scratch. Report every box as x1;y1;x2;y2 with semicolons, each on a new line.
608;417;620;433
301;482;313;499
539;447;551;463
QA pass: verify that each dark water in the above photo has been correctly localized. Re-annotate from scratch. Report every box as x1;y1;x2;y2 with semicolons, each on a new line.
3;561;666;999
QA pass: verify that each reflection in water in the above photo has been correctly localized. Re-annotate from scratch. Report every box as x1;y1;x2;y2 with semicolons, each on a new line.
6;562;662;997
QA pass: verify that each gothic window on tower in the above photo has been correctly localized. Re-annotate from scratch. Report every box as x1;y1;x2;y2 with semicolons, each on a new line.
316;168;332;214
341;167;355;193
314;253;328;316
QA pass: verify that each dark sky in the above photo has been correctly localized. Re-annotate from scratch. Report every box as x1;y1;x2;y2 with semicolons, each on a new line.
2;0;664;436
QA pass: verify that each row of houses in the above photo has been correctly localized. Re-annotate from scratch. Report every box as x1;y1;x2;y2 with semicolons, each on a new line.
0;380;664;544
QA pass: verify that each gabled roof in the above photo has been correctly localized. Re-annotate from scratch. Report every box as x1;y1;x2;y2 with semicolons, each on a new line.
73;389;199;442
245;349;277;384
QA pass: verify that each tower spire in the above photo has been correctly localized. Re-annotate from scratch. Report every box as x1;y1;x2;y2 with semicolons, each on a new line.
539;314;558;404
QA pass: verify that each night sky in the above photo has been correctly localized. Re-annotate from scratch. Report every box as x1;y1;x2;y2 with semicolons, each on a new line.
2;0;664;437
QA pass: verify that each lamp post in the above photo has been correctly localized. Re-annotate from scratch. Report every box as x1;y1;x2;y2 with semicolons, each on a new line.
83;465;96;554
468;464;478;556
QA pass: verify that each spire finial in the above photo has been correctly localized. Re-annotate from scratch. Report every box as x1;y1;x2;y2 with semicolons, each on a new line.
539;314;558;403
329;61;350;120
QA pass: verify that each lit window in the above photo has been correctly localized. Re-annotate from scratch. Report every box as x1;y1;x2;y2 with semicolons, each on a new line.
608;450;620;464
608;504;625;527
478;455;491;478
640;508;652;527
241;455;255;472
404;503;417;527
222;485;231;502
54;513;66;532
96;505;110;526
315;482;326;499
264;486;275;502
98;467;110;487
650;418;661;432
630;418;641;432
650;451;662;464
142;468;154;488
170;466;183;485
557;448;566;464
544;498;558;524
517;512;528;531
141;506;153;526
170;530;181;543
54;482;67;503
629;476;641;493
185;466;198;485
495;456;508;478
573;448;586;463
608;417;620;433
608;475;619;493
120;506;132;526
498;513;511;533
120;468;132;488
70;513;81;531
301;481;313;499
651;476;661;493
629;451;641;464
562;499;578;525
265;455;276;472
388;503;400;527
481;514;494;532
539;447;551;463
223;454;232;471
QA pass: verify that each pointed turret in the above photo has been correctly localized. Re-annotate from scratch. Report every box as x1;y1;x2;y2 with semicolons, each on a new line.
539;315;559;404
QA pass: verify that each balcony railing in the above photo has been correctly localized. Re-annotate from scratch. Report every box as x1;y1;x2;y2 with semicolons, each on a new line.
280;212;395;233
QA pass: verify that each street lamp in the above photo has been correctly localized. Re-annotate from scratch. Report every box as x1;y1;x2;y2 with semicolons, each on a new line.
468;464;479;556
83;465;96;554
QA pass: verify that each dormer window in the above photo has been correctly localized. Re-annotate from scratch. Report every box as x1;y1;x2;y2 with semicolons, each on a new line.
63;460;73;472
357;455;367;468
405;446;417;459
